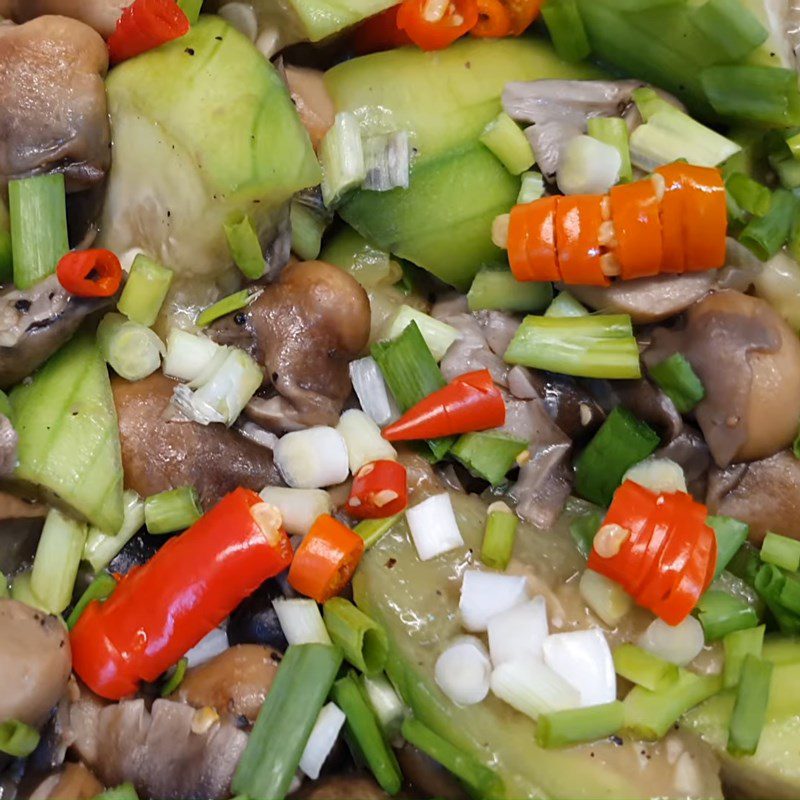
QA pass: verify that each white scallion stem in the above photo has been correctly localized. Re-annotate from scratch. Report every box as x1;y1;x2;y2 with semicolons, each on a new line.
299;702;346;780
362;673;406;740
191;347;264;426
557;135;622;196
336;409;397;474
487;596;549;666
638;616;705;667
259;486;332;536
405;493;464;562
184;627;229;668
382;305;460;362
163;329;223;383
349;357;400;427
459;570;528;633
579;569;633;627
273;598;332;646
542;629;616;708
434;636;491;706
274;426;350;489
320;112;366;208
490;657;581;719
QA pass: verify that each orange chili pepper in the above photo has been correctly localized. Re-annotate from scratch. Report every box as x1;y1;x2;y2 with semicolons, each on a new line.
507;197;561;282
107;0;190;65
396;0;478;50
610;177;664;280
288;514;365;603
504;0;544;34
472;0;513;37
56;249;123;298
656;163;727;273
655;165;687;274
555;195;610;286
354;5;413;53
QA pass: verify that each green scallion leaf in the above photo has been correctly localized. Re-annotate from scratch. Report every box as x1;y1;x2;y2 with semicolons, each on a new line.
451;432;528;486
648;353;705;414
67;571;117;630
708;515;750;580
739;188;796;261
160;657;189;697
178;0;203;24
761;531;800;573
290;200;326;261
117;255;174;328
480;507;519;571
479;112;535;176
544;291;589;318
144;486;202;535
224;214;265;280
323;597;388;677
467;267;552;313
727;654;772;756
613;644;678;692
537;701;625;748
0;719;40;757
196;288;258;328
541;0;591;62
723;624;765;689
569;511;603;559
726;173;772;218
696;590;760;642
689;0;767;62
353;515;400;549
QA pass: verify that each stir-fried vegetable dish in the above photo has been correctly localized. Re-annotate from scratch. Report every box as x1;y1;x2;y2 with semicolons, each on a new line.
4;0;800;798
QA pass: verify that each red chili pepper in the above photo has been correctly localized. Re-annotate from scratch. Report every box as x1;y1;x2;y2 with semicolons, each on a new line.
382;369;506;441
346;460;408;519
56;250;123;298
587;481;717;625
507;197;561;283
354;5;413;53
107;0;190;65
396;0;478;50
70;488;292;700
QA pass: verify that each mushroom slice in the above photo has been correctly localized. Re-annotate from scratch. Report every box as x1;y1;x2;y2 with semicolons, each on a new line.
9;0;127;37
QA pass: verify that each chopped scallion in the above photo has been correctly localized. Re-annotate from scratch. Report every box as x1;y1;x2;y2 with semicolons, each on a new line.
117;255;174;328
320;112;366;208
648;353;705;414
290;200;326;261
696;590;759;642
569;511;603;559
362;673;405;742
83;490;145;573
504;314;641;380
400;717;502;798
779;573;800;616
177;0;203;23
0;200;12;285
0;571;7;599
536;701;625;748
323;598;388;677
8;173;69;289
517;170;545;205
574;407;660;507
541;0;590;62
689;0;767;62
0;720;40;758
452;432;528;486
739;188;796;261
160;657;189;697
97;313;164;382
481;507;519;571
383;305;460;362
726;173;771;218
708;516;750;580
144;486;202;535
467;267;552;313
66;571;117;630
480;112;535;176
762;531;800;573
587;116;632;182
724;538;760;588
613;644;679;693
354;515;400;549
362;131;410;192
224;214;265;280
92;784;139;800
333;673;402;794
232;644;343;800
544;291;589;318
196;288;258;328
727;654;772;756
723;624;765;689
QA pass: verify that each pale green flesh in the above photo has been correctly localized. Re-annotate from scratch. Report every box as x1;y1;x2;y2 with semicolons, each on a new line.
354;492;724;800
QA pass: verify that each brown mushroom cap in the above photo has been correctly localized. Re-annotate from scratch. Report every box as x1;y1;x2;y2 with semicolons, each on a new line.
9;0;127;37
644;290;800;467
0;599;71;726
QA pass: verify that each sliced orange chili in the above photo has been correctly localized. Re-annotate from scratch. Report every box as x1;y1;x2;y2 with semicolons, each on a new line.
504;0;544;35
472;0;513;37
107;0;190;65
353;5;413;53
555;195;610;286
610;177;664;280
656;163;727;272
288;514;365;603
507;198;561;283
56;249;123;298
396;0;478;50
346;460;408;519
655;165;687;274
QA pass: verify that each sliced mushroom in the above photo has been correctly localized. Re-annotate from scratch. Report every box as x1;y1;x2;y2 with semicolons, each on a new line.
707;450;800;544
284;65;335;150
291;775;389;800
211;261;370;432
9;0;127;37
0;274;109;388
0;16;110;190
171;644;281;723
112;372;282;509
0;599;71;726
29;762;104;800
644;291;800;467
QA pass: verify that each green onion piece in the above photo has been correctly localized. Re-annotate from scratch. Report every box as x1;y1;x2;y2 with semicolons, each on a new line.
569;511;603;559
481;507;519;571
31;508;88;614
400;717;502;798
97;313;163;382
541;0;590;62
504;314;641;380
727;654;773;756
613;644;679;692
702;66;800;127
333;673;402;795
779;573;800;615
760;636;800;665
574;407;660;507
117;255;174;328
362;673;406;741
290;200;325;261
536;701;624;748
544;291;589;318
753;563;800;633
320;225;397;290
631;87;678;122
354;515;400;549
232;644;343;799
787;129;800;160
740;188;796;260
727;541;762;588
623;669;722;740
479;112;535;175
11;572;46;611
144;486;202;535
383;305;460;362
0;719;40;757
517;170;545;205
0;571;8;599
587;117;632;182
723;624;765;689
451;432;528;486
0;389;12;420
0;200;13;285
726;173;772;218
769;143;800;191
177;0;203;24
91;783;140;800
320;112;366;208
696;590;760;642
761;531;800;572
467;267;552;313
372;321;455;461
83;490;145;573
648;353;705;414
8;173;69;289
196;289;257;328
224;214;265;280
161;657;189;697
689;0;767;61
323;598;388;677
66;572;117;630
